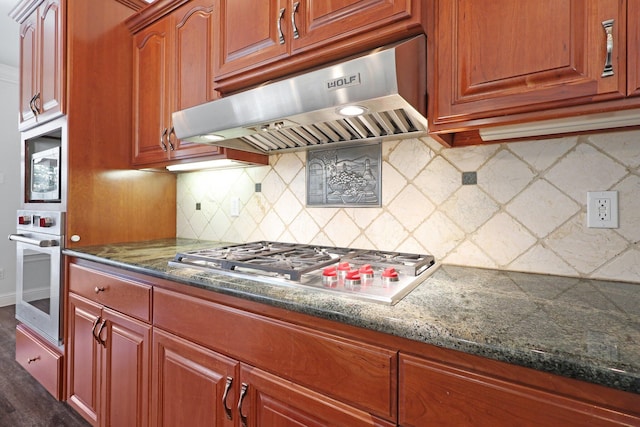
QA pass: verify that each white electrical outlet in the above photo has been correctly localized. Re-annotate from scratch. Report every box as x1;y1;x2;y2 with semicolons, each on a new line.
587;191;619;228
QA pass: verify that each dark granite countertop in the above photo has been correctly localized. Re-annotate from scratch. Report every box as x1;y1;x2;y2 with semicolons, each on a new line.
64;238;640;395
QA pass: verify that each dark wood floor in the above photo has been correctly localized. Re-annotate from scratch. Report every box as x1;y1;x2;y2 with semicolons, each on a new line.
0;305;89;427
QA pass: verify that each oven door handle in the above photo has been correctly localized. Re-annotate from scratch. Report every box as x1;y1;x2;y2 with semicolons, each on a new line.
9;234;59;247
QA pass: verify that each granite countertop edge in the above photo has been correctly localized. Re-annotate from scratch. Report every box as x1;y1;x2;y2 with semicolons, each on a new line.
63;242;640;395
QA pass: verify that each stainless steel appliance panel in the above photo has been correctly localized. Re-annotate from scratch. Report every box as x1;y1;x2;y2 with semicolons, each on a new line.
10;210;64;347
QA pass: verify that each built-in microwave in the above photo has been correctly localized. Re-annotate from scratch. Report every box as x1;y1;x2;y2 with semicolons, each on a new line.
22;116;67;208
30;146;60;202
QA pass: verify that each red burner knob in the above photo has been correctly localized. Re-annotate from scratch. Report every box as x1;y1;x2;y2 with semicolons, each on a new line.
382;267;399;285
337;262;351;272
344;269;362;287
322;266;337;277
359;264;374;276
322;266;338;287
346;270;361;280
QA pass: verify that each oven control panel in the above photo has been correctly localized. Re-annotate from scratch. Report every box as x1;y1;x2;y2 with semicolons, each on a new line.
16;210;64;235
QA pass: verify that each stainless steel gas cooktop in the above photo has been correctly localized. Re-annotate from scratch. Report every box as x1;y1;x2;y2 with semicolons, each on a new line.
169;241;438;305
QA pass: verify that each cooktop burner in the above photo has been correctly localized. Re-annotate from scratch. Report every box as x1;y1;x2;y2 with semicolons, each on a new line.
170;241;437;305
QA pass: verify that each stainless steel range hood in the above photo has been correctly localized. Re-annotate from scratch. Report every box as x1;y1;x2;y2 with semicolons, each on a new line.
172;35;427;155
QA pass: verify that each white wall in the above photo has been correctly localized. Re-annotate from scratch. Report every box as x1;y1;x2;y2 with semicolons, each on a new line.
0;64;20;306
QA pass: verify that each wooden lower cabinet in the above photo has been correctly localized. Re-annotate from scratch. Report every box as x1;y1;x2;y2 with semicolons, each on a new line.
15;323;63;400
152;327;393;427
152;286;398;422
239;364;395;427
152;328;239;427
65;260;640;427
398;353;640;427
66;293;151;427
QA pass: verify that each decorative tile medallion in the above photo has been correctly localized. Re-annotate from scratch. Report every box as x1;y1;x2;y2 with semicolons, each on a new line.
306;142;381;207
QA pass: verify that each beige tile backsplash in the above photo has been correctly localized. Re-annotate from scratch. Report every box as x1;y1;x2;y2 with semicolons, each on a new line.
177;130;640;283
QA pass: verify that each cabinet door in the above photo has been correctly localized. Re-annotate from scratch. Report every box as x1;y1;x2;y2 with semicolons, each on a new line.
239;364;395;427
100;307;151;427
214;0;288;79
18;13;38;127
37;0;64;125
17;0;64;130
170;0;222;160
629;0;640;96
152;328;239;427
66;293;102;427
399;354;637;427
430;0;626;130
132;18;172;165
290;0;412;54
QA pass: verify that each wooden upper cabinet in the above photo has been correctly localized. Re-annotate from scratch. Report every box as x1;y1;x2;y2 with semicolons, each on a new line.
214;0;422;91
132;18;170;166
170;0;222;160
429;0;628;134
214;0;288;79
629;0;640;96
17;0;64;130
132;0;220;166
290;0;412;53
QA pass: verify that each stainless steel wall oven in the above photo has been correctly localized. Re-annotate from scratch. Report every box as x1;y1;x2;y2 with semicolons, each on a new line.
9;210;64;347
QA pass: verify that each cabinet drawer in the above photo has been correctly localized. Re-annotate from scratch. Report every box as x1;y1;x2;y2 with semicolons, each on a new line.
154;287;398;421
399;353;639;427
68;263;152;322
16;324;63;400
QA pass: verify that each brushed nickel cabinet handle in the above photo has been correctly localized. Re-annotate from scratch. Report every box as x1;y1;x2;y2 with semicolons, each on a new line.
27;356;40;364
94;318;107;346
90;316;100;339
291;2;300;39
222;376;233;420
277;7;285;44
94;286;105;294
168;126;176;151
601;19;614;77
29;94;38;116
237;383;249;427
160;128;169;151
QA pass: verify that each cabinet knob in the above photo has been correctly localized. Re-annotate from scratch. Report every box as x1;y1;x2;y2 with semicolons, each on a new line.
70;235;81;243
95;286;105;294
27;356;40;364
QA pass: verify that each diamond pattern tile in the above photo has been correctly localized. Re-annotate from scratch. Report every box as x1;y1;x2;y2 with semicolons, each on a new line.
177;129;640;284
545;143;627;203
471;212;537;266
506;179;580;238
479;149;535;204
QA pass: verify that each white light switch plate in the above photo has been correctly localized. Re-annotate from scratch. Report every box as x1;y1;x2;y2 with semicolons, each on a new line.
230;197;240;217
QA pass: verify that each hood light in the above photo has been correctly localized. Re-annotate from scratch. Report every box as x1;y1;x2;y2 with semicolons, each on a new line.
337;105;367;117
201;134;225;142
166;159;247;172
